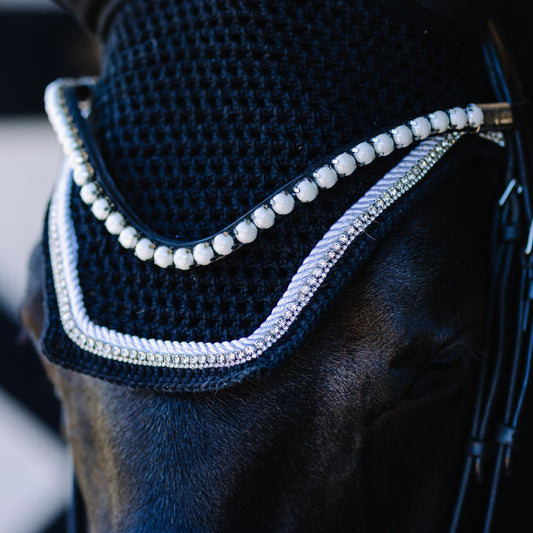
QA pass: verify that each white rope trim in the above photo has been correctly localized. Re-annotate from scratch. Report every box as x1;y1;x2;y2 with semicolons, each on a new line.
49;134;467;369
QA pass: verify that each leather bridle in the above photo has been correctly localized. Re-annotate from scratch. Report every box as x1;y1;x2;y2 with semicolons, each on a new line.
449;21;533;533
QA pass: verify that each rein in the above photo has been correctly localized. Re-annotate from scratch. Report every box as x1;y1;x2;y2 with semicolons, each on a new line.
449;23;533;533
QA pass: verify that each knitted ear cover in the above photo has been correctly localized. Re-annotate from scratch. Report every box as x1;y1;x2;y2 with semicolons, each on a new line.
40;0;503;391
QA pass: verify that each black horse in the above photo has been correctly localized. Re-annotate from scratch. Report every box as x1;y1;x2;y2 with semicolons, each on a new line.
22;1;533;531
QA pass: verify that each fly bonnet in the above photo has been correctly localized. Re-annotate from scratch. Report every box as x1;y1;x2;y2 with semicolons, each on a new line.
41;0;508;392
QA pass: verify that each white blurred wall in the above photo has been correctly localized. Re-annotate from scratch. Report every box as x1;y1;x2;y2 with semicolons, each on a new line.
0;116;69;533
0;117;62;315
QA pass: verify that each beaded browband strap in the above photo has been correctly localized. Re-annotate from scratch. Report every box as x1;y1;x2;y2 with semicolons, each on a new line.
45;78;513;271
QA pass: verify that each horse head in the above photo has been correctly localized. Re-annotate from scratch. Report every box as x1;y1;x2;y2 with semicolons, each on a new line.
21;1;531;531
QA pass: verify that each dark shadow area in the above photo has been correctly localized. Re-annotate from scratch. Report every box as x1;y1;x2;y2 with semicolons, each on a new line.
0;10;99;115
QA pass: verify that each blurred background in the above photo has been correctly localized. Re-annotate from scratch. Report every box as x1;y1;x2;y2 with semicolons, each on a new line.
0;1;98;532
0;1;532;533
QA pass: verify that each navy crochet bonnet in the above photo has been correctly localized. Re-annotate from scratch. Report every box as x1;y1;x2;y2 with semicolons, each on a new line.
41;0;504;391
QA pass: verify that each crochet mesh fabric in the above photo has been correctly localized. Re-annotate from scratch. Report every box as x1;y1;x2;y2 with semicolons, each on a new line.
70;0;494;343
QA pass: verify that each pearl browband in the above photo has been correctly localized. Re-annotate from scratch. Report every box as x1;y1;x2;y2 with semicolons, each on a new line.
44;78;512;271
48;131;505;370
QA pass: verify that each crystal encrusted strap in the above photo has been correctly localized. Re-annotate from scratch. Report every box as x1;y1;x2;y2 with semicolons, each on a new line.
49;133;500;369
45;78;491;271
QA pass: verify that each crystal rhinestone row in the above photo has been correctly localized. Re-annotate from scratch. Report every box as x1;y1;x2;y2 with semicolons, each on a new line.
50;133;471;369
44;78;486;271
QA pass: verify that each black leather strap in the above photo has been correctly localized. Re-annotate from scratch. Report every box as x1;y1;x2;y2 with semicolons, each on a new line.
449;21;533;533
494;424;516;446
501;224;526;243
466;439;494;459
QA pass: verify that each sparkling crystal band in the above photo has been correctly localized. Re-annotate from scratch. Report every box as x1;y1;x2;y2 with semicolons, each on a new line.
45;78;494;271
49;132;508;370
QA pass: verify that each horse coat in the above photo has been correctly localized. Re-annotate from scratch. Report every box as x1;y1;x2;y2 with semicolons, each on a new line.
27;1;532;532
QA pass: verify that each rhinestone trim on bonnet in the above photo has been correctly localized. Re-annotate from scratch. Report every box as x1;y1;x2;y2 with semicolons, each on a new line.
47;132;505;370
45;78;488;270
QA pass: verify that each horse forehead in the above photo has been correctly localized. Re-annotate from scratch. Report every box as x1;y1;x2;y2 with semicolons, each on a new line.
45;187;486;419
30;153;491;402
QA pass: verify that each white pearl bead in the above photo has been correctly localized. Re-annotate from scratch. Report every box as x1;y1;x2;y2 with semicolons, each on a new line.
104;212;126;235
234;220;258;244
73;165;91;186
66;148;85;164
294;179;318;203
153;246;173;268
80;182;98;205
448;107;468;130
213;233;234;255
332;152;356;176
174;248;194;270
252;206;275;229
271;192;295;215
91;197;111;220
466;104;484;128
135;238;155;261
371;133;395;156
58;133;69;149
408;117;432;140
428;110;449;133
390;125;413;148
118;226;138;249
351;142;375;165
313;165;338;189
193;243;214;265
